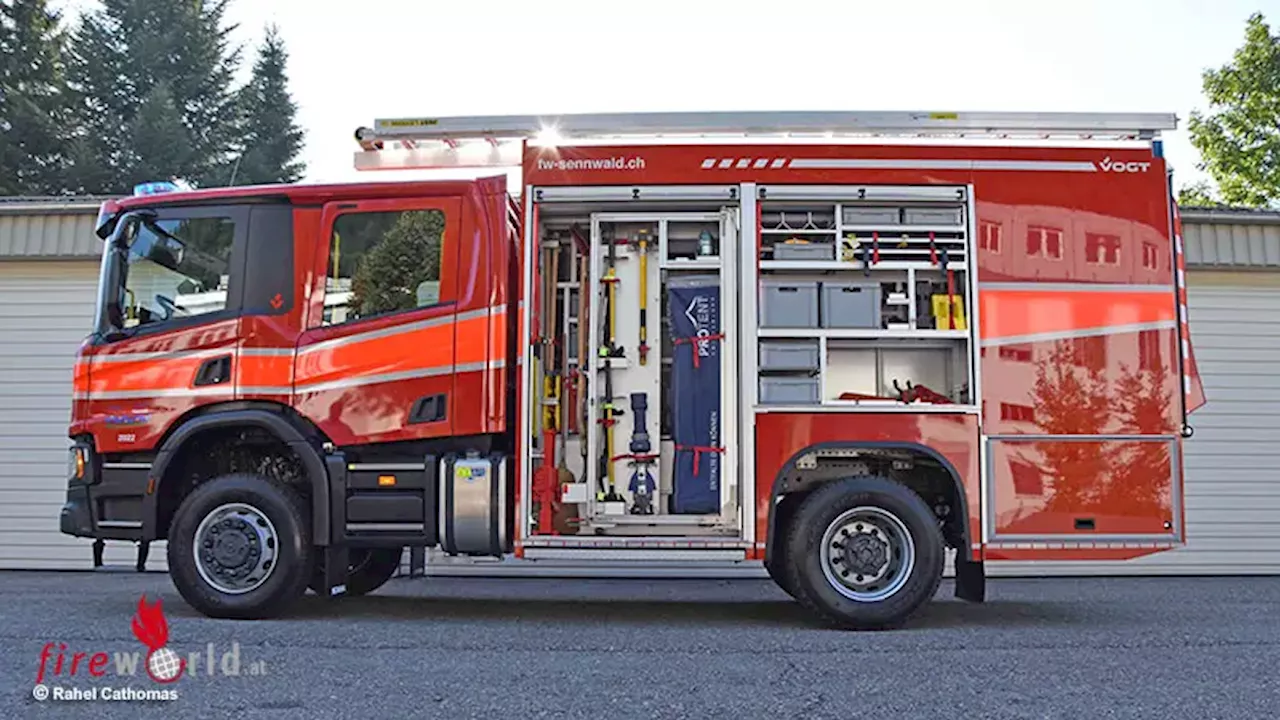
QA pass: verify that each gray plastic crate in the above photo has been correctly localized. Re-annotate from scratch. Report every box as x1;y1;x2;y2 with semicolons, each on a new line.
773;242;834;261
821;281;882;328
842;206;900;226
760;279;819;328
759;376;820;404
759;340;820;371
904;207;963;226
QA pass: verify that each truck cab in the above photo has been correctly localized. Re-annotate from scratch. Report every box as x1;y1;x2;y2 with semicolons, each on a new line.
62;110;1204;629
62;177;520;614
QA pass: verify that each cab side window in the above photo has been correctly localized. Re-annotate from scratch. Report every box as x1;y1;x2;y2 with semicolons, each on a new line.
120;214;237;329
324;209;446;326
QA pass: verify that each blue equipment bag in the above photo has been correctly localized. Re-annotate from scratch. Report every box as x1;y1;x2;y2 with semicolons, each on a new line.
667;275;721;514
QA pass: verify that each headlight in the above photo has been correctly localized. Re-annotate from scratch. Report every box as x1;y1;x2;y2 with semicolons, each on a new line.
68;447;86;481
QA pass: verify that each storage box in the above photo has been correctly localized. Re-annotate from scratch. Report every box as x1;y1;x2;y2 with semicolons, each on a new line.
759;340;820;371
821;282;882;328
904;207;964;226
759;376;820;404
842;206;901;226
760;279;819;328
773;242;834;261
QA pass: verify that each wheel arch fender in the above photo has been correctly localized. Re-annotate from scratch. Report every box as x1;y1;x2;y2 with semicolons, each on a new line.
763;441;971;566
143;406;331;545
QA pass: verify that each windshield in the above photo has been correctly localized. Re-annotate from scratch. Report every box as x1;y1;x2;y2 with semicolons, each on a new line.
103;213;236;331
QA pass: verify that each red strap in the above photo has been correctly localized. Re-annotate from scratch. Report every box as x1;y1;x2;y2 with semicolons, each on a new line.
872;231;880;264
611;453;659;463
672;332;725;369
675;445;724;476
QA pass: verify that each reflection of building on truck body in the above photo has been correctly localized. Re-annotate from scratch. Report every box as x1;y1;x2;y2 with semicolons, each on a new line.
59;110;1205;630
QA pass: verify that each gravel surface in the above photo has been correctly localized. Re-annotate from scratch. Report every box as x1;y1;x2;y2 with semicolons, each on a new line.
2;571;1277;719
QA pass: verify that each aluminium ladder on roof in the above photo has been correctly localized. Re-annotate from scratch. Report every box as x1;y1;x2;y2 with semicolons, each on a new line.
356;110;1177;144
351;110;1178;171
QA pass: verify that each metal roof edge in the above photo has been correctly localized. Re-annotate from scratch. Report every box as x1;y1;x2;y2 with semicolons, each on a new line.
1180;206;1280;226
0;196;117;216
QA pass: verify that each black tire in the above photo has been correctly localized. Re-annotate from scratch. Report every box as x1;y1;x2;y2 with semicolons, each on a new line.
783;476;944;630
309;548;402;596
167;473;312;620
765;552;798;600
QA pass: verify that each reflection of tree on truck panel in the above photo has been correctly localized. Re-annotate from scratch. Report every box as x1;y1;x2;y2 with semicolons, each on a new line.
1001;337;1175;530
331;210;444;320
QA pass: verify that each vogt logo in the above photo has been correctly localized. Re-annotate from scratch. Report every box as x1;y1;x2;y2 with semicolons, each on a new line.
1098;156;1151;173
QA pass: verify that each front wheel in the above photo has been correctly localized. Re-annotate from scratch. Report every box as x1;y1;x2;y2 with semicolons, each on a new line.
783;476;944;630
167;474;312;619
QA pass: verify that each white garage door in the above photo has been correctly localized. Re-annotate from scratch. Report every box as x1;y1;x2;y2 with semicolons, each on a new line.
992;281;1280;576
0;261;149;569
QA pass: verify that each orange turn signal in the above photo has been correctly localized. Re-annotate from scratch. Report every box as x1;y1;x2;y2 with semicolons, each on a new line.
378;475;396;487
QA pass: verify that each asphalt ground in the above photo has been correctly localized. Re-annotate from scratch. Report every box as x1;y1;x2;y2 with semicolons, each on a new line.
2;571;1277;719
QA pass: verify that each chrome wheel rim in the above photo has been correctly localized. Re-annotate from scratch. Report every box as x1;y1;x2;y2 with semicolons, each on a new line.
819;506;915;603
193;503;279;595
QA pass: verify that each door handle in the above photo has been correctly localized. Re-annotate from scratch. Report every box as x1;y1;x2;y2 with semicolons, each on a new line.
194;355;232;386
409;393;447;424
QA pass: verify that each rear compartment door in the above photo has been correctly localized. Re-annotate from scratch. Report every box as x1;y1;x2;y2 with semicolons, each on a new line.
295;197;462;446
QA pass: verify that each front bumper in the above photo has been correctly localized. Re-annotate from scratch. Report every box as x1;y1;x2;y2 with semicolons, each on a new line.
60;483;95;537
58;443;148;542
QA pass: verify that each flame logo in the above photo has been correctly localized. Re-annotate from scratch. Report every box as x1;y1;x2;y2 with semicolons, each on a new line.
131;595;169;650
131;595;185;683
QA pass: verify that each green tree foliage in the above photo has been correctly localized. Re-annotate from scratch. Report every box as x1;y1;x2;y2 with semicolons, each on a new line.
1186;13;1280;208
351;211;444;318
0;0;74;195
68;0;242;192
233;25;304;185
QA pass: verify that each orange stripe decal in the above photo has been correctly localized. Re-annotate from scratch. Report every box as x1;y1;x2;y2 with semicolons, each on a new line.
979;288;1175;342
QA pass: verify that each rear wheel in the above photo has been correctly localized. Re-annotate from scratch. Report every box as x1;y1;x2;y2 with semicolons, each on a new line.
309;548;402;596
783;476;944;630
167;474;312;619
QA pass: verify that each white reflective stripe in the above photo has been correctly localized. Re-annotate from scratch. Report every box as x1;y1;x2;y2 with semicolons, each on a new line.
1177;268;1186;286
102;462;151;470
770;159;786;169
753;159;768;169
98;520;143;529
701;159;715;169
74;387;234;401
1179;304;1188;324
297;306;500;356
92;349;229;363
735;158;750;169
239;348;294;357
789;158;1098;172
717;159;733;169
981;320;1177;347
1181;338;1190;357
240;386;293;395
294;365;453;394
980;282;1174;294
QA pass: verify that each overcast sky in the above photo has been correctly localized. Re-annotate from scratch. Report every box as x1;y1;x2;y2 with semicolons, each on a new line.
60;0;1273;188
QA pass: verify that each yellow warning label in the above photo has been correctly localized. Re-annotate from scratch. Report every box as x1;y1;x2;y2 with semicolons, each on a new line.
929;112;959;120
458;466;472;479
382;118;440;128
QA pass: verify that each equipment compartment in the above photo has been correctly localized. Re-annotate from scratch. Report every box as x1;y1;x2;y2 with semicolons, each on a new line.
820;281;882;329
760;376;820;405
759;340;821;371
761;279;820;328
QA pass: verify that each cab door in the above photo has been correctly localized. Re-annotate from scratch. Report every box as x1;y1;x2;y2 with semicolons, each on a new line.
294;197;462;446
87;205;248;455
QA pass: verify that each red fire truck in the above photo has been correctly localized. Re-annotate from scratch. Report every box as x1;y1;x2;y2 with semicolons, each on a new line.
60;111;1205;629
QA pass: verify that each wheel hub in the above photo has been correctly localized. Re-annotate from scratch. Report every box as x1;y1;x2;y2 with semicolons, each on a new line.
819;506;916;603
193;503;279;595
842;532;889;578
